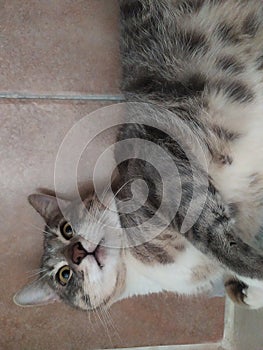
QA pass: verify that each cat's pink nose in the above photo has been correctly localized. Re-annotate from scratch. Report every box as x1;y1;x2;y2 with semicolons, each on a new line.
71;242;88;265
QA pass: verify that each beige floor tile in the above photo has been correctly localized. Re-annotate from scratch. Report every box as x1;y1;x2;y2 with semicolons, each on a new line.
0;0;120;94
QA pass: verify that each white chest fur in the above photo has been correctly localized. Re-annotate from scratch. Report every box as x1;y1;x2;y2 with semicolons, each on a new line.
118;245;223;301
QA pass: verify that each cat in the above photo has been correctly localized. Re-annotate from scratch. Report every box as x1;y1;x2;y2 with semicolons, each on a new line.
14;0;263;311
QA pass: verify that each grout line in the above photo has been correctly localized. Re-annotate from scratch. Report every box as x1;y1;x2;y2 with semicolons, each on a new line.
106;343;221;350
0;92;125;102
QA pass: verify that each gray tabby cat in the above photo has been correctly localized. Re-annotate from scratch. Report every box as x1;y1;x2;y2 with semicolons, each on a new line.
15;0;263;310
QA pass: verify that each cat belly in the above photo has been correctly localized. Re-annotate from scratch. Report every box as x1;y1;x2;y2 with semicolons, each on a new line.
212;126;263;200
210;106;263;240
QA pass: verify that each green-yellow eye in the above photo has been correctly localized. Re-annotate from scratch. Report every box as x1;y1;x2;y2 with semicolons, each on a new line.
60;222;73;240
57;266;72;286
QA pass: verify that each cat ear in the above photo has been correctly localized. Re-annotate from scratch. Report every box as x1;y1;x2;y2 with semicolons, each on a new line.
13;280;60;307
28;194;69;221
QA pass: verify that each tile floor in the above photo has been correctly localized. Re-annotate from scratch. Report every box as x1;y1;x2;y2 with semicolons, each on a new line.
0;1;225;349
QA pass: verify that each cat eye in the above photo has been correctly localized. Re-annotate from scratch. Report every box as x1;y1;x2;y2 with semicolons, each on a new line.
60;222;74;240
56;265;72;286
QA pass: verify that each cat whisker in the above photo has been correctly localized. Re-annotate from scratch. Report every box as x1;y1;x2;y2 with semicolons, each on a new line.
21;221;51;235
91;308;101;330
37;271;51;282
89;314;96;334
83;296;96;334
25;267;46;273
27;220;52;231
96;305;114;346
82;280;101;333
101;304;121;342
27;270;50;286
25;267;48;278
87;284;115;345
97;177;136;228
92;176;117;221
96;281;121;342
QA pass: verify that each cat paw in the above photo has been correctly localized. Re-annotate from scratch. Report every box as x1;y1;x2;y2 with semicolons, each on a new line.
225;278;263;309
225;279;247;306
242;285;263;309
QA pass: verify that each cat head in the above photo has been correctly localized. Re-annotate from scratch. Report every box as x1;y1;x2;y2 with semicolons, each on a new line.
14;193;126;310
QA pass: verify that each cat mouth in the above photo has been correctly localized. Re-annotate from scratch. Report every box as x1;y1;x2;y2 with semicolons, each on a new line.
93;242;105;269
85;239;106;269
71;240;105;268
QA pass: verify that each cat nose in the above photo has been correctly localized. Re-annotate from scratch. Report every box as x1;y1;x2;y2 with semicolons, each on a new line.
71;242;88;265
